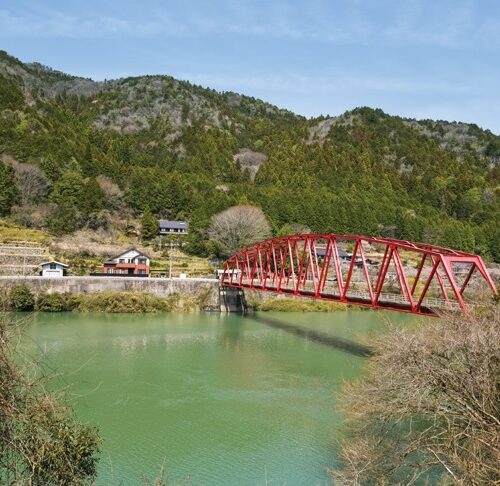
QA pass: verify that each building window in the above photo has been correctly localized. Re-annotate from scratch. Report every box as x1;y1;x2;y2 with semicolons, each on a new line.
138;269;145;275
49;263;56;270
138;258;147;264
108;268;115;274
119;259;125;263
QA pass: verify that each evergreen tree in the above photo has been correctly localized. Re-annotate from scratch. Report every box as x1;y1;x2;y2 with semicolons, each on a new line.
48;201;79;235
81;177;106;214
0;161;19;215
49;171;85;209
40;154;62;181
81;143;99;177
141;207;159;240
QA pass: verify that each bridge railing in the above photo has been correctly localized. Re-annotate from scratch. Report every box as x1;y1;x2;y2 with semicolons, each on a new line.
223;276;463;311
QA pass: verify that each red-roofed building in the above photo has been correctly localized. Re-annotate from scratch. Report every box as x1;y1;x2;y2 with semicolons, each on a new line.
103;249;150;276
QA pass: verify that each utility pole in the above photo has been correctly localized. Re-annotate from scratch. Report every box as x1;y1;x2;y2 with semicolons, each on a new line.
168;240;173;279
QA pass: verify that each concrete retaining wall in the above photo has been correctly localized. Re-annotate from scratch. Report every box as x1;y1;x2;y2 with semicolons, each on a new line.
0;276;220;309
0;277;313;312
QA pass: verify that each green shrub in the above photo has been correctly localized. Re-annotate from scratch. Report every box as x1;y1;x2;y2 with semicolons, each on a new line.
77;292;170;313
257;297;348;312
31;291;204;313
9;284;35;311
36;293;80;312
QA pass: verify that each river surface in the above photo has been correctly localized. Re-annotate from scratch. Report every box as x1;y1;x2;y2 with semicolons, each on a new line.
25;310;417;485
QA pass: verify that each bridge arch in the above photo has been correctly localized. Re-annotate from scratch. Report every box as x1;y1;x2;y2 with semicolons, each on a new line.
221;234;498;316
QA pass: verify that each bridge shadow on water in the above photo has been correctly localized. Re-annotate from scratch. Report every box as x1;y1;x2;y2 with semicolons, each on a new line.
244;314;373;358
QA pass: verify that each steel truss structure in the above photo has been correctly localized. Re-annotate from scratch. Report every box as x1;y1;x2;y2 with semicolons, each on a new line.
222;234;498;316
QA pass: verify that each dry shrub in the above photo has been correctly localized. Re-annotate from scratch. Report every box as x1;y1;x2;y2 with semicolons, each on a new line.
10;203;52;229
96;176;124;211
0;313;100;484
333;307;500;485
5;158;50;204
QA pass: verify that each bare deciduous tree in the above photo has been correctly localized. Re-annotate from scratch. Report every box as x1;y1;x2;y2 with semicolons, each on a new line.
207;205;271;256
97;176;124;211
10;160;50;204
11;203;51;228
332;307;500;485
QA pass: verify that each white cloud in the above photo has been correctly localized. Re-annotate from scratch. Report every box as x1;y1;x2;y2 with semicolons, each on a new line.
175;72;478;96
0;1;498;49
0;9;186;39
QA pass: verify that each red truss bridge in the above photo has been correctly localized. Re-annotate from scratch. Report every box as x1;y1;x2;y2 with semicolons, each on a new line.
221;234;498;316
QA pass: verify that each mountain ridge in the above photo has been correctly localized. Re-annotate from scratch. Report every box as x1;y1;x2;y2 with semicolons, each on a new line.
0;49;498;261
3;50;499;138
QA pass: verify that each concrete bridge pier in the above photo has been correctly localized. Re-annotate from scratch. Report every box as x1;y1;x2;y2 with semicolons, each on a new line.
220;286;247;312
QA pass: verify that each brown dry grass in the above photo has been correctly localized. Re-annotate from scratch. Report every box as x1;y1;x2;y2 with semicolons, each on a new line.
50;228;135;258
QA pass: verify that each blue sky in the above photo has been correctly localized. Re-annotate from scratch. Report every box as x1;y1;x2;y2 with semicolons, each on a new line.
1;0;499;133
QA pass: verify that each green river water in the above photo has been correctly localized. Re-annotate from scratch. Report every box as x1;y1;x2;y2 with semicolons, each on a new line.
25;310;417;485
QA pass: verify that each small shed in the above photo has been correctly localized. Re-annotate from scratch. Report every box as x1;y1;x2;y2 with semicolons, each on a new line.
40;261;68;277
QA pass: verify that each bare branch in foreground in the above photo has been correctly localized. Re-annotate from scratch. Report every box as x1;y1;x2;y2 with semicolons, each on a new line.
332;307;500;485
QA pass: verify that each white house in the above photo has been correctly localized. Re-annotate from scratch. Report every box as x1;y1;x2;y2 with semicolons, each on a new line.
103;249;151;276
40;261;68;277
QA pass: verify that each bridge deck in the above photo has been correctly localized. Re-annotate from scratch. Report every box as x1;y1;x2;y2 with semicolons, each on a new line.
226;281;455;316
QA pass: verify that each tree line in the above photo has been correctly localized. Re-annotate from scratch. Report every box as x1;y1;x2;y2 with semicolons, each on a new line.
0;72;499;261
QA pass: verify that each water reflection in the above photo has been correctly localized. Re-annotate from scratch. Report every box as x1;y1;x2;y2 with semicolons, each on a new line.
219;318;245;352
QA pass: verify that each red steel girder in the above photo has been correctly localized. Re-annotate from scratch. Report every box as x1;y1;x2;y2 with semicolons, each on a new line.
222;234;498;316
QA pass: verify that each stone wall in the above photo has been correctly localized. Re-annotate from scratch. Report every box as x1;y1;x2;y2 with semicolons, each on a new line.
0;276;220;309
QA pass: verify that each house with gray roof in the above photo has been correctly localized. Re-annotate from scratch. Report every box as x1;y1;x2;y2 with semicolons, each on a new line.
158;220;189;235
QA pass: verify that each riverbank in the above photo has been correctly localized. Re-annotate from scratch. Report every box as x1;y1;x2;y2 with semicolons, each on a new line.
0;276;354;313
2;283;351;314
3;287;212;313
0;276;221;311
37;291;206;313
250;297;348;312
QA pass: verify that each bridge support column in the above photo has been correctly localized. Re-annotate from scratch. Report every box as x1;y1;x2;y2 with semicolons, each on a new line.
220;286;247;312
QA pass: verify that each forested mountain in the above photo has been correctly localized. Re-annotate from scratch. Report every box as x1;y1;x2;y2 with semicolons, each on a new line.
0;50;499;260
